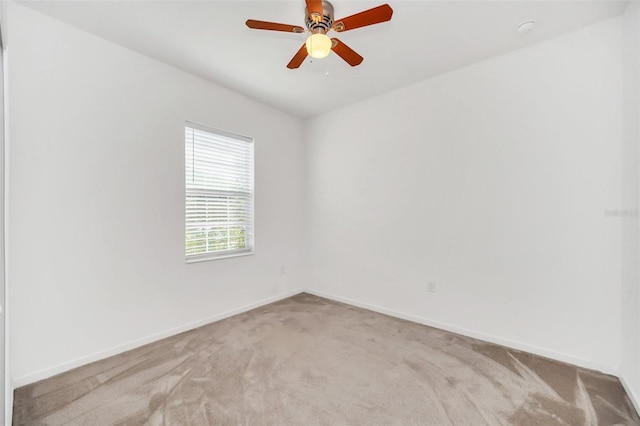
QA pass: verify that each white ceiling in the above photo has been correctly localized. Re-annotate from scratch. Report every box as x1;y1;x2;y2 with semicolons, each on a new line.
19;0;628;118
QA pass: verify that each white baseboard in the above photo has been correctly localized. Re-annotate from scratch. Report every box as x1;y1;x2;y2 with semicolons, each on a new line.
12;289;304;388
305;289;619;377
12;288;624;391
620;374;640;416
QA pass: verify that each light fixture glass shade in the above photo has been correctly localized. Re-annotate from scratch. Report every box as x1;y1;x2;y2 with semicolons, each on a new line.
306;33;332;59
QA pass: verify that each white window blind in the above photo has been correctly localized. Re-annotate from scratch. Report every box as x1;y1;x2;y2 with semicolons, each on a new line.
185;122;254;261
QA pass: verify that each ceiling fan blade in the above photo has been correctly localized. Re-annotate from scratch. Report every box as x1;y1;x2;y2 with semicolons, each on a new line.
246;19;305;33
305;0;324;19
333;4;393;32
287;44;308;69
331;38;363;67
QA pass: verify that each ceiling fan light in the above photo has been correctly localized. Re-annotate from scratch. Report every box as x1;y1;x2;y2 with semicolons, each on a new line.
306;33;332;59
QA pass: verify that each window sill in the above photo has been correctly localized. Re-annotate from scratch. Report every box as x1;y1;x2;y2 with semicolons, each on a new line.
186;250;254;264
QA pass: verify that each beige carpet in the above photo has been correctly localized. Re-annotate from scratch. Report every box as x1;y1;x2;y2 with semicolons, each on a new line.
13;293;640;425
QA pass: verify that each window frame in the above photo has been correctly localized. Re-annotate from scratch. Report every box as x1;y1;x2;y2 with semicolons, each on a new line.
184;121;255;263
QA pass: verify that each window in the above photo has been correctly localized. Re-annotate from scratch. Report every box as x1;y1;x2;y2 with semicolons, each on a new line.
185;122;254;262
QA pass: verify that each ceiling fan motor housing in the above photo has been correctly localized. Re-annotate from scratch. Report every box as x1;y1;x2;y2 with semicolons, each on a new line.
306;0;334;34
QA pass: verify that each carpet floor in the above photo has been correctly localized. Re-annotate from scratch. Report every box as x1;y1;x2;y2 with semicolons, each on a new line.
13;293;640;425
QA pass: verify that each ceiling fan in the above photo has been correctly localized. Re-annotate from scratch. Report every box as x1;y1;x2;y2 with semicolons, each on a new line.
246;0;393;69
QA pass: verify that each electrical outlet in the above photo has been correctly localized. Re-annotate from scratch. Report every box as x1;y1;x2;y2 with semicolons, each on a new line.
427;281;437;293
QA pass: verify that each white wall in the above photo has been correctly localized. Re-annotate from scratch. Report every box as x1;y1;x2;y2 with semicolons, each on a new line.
622;0;640;409
6;3;305;384
305;17;623;372
0;6;7;423
1;2;13;423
